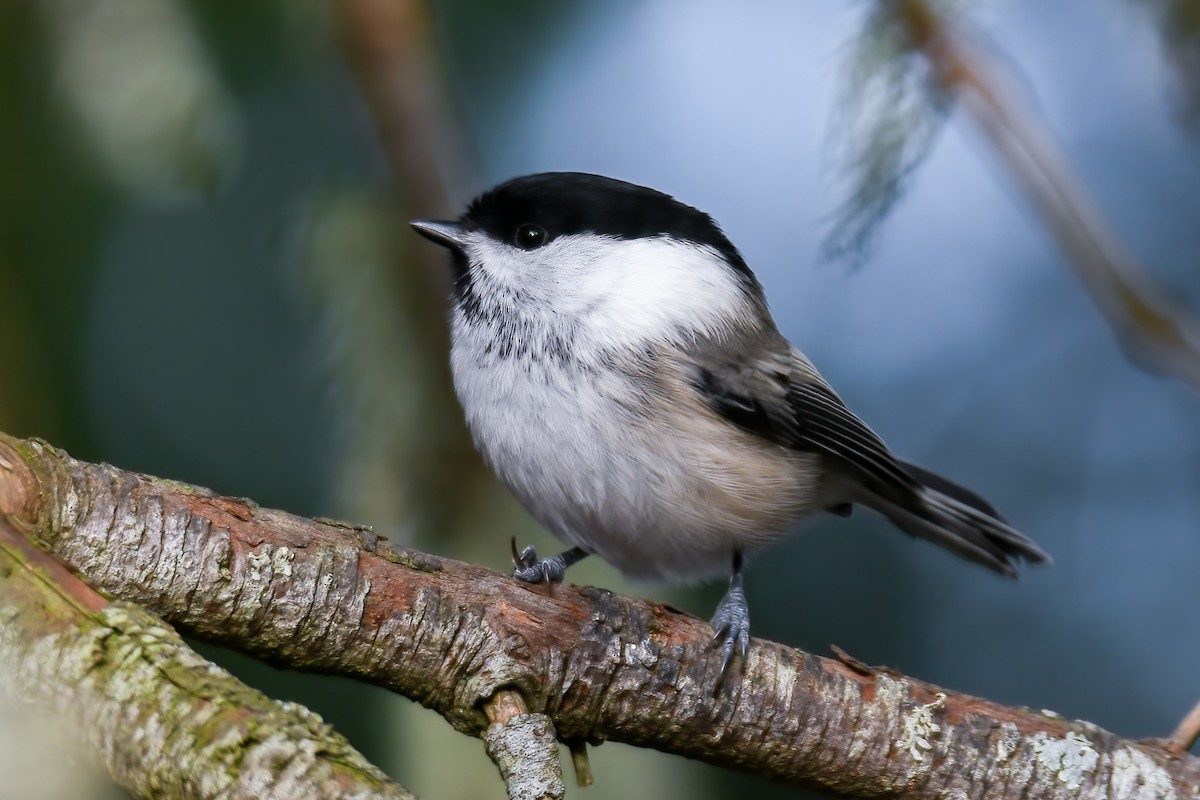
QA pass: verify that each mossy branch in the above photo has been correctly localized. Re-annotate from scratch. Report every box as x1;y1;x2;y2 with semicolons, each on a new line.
0;514;412;800
1;431;1198;799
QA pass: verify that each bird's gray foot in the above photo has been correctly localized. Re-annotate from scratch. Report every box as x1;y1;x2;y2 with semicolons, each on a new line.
710;551;750;676
510;539;589;584
710;583;751;674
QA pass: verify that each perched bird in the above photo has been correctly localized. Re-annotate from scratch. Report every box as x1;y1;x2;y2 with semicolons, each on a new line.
411;172;1049;671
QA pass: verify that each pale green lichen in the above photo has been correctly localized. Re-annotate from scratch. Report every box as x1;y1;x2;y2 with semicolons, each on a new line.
211;536;234;583
852;674;907;766
1033;730;1098;791
896;691;946;762
621;638;659;669
61;485;83;530
1110;746;1177;800
993;722;1020;763
247;549;271;583
246;545;294;583
270;547;294;579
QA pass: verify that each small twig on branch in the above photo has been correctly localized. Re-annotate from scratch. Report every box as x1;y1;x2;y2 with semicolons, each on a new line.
483;689;565;800
887;0;1200;389
1168;696;1200;756
0;516;413;800
566;739;594;787
324;0;496;541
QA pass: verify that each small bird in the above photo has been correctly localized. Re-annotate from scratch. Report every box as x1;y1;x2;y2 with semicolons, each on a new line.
411;172;1049;672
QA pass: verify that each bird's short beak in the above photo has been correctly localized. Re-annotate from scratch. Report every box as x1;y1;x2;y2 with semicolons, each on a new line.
410;219;469;252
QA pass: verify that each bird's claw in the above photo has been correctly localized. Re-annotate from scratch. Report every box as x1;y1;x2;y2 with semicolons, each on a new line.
510;538;567;584
710;584;751;677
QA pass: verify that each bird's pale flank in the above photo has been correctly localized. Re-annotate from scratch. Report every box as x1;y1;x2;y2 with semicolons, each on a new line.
412;172;1049;672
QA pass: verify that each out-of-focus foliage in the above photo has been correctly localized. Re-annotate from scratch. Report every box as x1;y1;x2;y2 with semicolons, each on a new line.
42;0;243;204
1134;0;1200;131
823;0;956;263
289;189;425;535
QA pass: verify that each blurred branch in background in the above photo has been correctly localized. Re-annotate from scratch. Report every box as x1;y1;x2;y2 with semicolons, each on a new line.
334;0;472;215
318;0;502;542
829;0;1200;389
4;431;1199;799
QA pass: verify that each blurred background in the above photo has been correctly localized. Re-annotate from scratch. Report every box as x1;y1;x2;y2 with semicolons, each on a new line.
2;0;1199;797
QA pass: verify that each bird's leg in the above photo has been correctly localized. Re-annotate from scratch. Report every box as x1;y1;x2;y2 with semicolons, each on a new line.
710;550;750;675
511;539;589;584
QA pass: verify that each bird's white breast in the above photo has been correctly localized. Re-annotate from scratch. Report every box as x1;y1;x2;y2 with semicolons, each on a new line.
449;242;820;581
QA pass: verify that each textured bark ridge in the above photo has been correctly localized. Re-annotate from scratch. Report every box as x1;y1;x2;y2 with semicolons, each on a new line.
0;516;412;800
1;433;1198;799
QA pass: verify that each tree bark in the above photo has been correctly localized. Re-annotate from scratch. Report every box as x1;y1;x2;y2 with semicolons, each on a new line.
0;513;413;799
1;431;1197;799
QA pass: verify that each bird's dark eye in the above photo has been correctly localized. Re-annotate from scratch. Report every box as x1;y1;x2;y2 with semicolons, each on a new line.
514;224;548;250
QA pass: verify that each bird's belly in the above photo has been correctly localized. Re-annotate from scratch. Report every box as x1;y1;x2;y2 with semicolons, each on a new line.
452;348;820;582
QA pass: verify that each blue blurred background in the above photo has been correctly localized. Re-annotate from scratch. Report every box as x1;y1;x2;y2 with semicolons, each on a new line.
2;1;1199;797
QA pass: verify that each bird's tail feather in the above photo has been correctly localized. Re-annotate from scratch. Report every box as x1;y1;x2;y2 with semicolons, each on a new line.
859;462;1050;576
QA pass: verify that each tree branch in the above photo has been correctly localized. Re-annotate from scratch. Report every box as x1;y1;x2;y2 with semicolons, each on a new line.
0;510;413;799
1168;696;1200;756
887;0;1200;388
482;689;566;800
2;431;1197;798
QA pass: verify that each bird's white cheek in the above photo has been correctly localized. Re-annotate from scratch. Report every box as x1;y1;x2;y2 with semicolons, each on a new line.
463;235;540;290
467;240;568;305
575;241;753;347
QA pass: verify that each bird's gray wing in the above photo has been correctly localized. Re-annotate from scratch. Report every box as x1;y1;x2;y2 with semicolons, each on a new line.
687;336;1047;573
688;338;921;503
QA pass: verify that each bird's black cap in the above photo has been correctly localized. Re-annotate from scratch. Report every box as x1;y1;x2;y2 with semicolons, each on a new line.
462;172;760;289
